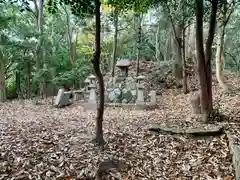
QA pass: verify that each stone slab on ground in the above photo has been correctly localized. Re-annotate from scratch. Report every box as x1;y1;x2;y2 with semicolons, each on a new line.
226;133;240;179
54;89;72;107
105;103;146;110
149;123;224;136
83;102;98;111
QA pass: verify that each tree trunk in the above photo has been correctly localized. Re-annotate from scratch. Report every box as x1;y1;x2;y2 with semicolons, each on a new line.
155;21;161;61
182;27;188;94
0;59;6;102
172;25;183;80
26;61;31;98
16;71;22;99
92;0;105;146
70;29;78;67
111;10;118;77
196;0;218;122
164;29;171;61
136;13;142;77
35;0;44;98
216;4;232;92
216;27;228;91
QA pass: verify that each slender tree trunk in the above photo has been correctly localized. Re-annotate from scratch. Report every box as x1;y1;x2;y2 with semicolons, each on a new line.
26;61;31;98
70;30;78;67
182;27;188;94
172;25;183;80
35;0;44;98
216;4;233;91
111;10;118;77
196;0;208;117
136;13;142;77
0;59;6;102
92;0;105;146
16;71;22;99
216;26;228;91
204;0;218;112
196;0;218;122
164;29;171;61
155;21;161;61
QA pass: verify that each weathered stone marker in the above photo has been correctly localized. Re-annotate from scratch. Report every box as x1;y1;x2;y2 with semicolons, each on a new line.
73;89;84;102
116;58;132;77
136;75;145;105
88;84;97;104
136;84;145;105
88;74;96;86
54;88;71;107
84;78;90;100
149;90;156;104
190;92;201;114
84;83;97;111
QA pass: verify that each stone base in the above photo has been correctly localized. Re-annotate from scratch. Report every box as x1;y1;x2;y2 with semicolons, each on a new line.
83;102;98;111
105;103;146;110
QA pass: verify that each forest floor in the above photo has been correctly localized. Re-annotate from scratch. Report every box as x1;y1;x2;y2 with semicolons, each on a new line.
0;73;240;179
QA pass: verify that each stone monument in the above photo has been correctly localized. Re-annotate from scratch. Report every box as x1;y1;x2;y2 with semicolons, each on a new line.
116;58;132;79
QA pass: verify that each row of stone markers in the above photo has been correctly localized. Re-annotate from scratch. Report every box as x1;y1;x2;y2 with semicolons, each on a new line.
54;75;97;107
105;75;157;105
54;74;157;108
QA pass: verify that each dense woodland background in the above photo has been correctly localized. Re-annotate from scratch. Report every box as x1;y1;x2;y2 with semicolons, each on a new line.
0;0;239;101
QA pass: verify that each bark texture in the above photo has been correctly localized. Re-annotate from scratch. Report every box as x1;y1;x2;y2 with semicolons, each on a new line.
111;10;118;77
215;4;233;92
92;0;105;146
33;0;44;98
136;13;142;77
196;0;218;122
182;27;188;94
172;25;183;80
0;59;6;102
155;21;161;61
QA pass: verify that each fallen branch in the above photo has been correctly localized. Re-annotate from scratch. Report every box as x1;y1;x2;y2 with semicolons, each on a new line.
149;123;224;136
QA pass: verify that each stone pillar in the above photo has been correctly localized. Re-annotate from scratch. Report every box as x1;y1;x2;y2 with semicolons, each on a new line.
136;75;146;105
136;84;145;105
84;84;97;111
88;75;96;86
54;88;65;106
88;84;97;104
84;78;90;100
149;90;156;104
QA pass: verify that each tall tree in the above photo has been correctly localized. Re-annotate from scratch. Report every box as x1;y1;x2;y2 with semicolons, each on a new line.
48;0;105;145
111;8;119;77
196;0;218;122
215;0;237;91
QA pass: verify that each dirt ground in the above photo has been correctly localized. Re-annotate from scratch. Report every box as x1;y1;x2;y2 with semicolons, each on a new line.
1;72;240;179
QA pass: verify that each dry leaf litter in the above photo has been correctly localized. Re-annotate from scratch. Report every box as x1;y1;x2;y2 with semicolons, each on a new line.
0;62;239;179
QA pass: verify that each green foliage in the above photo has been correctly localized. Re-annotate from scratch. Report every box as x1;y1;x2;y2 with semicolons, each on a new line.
47;0;95;17
5;76;17;99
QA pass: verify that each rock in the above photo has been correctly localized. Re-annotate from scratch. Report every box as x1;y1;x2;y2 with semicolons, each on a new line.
54;88;71;107
226;133;240;179
149;123;224;136
108;90;116;102
122;89;133;103
149;90;157;104
113;88;122;99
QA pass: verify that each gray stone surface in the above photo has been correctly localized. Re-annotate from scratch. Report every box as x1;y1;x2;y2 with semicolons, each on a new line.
136;85;145;105
226;133;240;179
54;88;71;107
73;89;84;101
149;90;156;104
88;84;97;104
